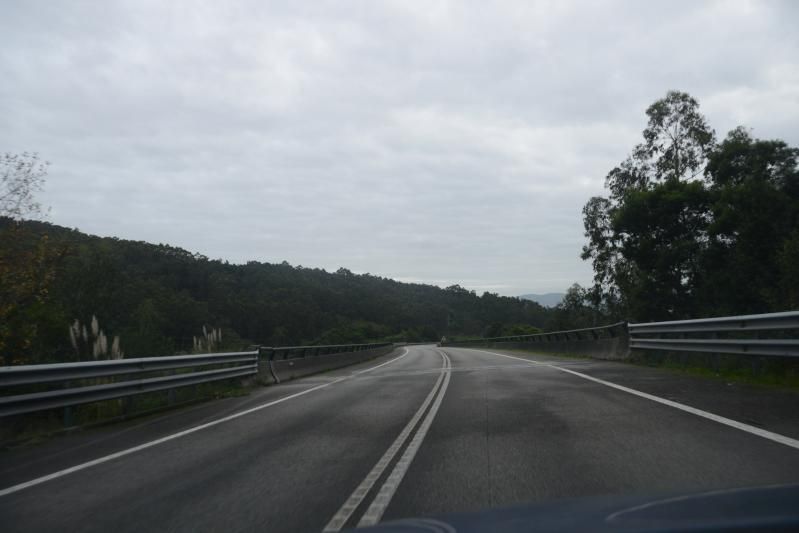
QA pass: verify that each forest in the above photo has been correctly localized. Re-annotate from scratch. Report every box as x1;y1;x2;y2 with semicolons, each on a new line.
0;217;549;365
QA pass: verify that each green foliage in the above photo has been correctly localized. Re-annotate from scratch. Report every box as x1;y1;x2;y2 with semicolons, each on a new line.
483;323;542;338
581;91;799;322
698;127;799;314
0;225;65;365
0;154;62;365
0;217;550;363
547;284;609;330
315;321;394;345
605;90;715;200
776;230;799;309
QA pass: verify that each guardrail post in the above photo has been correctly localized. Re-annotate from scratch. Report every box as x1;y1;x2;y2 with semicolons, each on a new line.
62;379;74;427
63;405;74;428
122;396;132;417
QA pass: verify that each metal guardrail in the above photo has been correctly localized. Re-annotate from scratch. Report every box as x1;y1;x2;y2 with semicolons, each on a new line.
0;352;258;387
628;311;799;334
0;342;392;418
0;351;259;418
628;311;799;357
442;322;626;345
441;311;799;359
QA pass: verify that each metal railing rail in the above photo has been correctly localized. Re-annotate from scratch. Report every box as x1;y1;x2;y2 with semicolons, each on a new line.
0;342;393;418
627;311;799;335
0;366;258;418
0;350;259;418
0;352;258;387
628;311;799;357
442;322;627;345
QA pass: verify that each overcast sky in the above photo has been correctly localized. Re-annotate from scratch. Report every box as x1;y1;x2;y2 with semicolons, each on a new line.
2;1;797;296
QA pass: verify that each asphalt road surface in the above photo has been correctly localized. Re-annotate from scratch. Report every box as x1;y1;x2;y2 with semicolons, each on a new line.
2;345;799;532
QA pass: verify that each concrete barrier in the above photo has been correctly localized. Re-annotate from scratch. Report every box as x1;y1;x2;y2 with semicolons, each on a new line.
256;357;279;385
257;345;396;384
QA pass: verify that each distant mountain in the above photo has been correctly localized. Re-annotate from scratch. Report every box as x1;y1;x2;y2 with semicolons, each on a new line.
519;293;565;308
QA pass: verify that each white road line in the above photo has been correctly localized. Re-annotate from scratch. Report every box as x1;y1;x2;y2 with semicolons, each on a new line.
323;349;447;532
0;348;411;499
353;349;410;374
457;348;799;451
358;351;452;527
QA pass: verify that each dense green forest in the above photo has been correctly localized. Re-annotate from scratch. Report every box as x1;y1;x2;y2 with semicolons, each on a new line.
0;218;549;364
568;91;799;326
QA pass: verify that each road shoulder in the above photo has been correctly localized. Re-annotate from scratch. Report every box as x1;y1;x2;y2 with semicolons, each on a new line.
455;347;799;441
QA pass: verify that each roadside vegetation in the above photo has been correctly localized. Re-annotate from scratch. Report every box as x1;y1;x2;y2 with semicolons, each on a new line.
560;90;798;328
1;217;551;366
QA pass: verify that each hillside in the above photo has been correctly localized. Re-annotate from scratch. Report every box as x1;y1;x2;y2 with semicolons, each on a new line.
0;218;551;364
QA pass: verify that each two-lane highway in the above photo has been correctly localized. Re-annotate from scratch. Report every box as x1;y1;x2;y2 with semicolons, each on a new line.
2;345;799;532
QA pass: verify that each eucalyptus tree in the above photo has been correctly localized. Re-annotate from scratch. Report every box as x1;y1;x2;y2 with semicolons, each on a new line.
582;91;716;320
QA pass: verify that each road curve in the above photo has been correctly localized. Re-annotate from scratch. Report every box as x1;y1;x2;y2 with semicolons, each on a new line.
2;345;799;532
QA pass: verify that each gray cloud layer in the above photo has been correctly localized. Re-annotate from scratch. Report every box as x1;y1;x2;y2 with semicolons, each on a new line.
2;1;797;295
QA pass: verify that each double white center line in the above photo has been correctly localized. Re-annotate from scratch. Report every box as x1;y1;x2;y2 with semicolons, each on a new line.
323;350;452;531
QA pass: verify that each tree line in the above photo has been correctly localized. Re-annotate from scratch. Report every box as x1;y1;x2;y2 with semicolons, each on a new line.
0;216;551;364
561;90;798;327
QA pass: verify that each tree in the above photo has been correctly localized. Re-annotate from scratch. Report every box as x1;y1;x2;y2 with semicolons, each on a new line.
606;91;716;200
0;154;62;364
611;180;710;319
1;152;49;220
583;91;715;320
698;127;799;313
0;226;63;364
776;230;799;309
548;283;609;330
580;196;620;313
582;91;799;320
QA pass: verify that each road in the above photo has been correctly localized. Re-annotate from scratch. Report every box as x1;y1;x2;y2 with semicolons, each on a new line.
2;345;799;532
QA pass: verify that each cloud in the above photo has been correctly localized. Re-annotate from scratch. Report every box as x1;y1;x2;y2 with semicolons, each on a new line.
1;0;797;295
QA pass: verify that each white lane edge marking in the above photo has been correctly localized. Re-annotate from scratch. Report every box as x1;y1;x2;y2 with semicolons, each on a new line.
357;351;452;527
458;348;799;451
0;348;410;498
353;349;410;375
322;348;446;532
